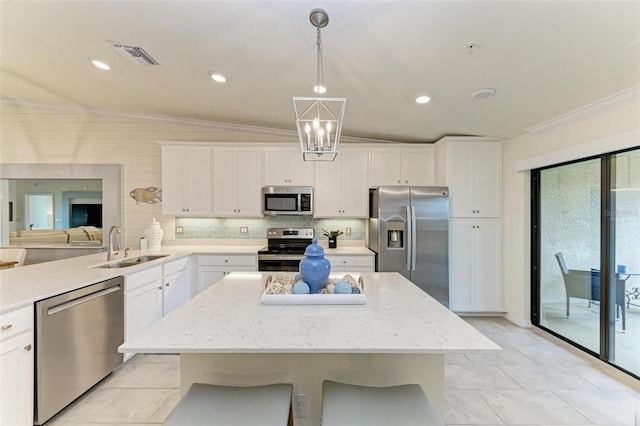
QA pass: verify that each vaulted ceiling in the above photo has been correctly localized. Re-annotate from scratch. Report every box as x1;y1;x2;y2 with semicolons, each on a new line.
1;1;638;143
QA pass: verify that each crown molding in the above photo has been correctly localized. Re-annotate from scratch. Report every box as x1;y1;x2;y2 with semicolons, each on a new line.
524;85;640;134
0;99;399;144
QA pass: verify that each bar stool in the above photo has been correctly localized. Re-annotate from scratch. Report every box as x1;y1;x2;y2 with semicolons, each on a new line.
163;382;294;426
321;380;442;426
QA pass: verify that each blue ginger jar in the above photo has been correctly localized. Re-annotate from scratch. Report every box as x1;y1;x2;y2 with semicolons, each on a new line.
299;238;331;294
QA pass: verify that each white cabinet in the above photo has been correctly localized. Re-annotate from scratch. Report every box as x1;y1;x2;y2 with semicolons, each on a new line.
314;147;369;217
213;147;262;217
369;145;435;186
162;145;213;216
124;267;163;360
125;260;193;357
162;257;191;316
449;218;502;313
325;255;375;272
435;138;501;218
196;254;257;294
0;305;34;426
263;146;315;186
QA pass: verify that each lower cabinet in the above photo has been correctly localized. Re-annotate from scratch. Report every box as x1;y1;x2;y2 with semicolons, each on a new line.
449;218;502;313
325;255;375;273
162;257;191;316
124;267;163;361
0;305;34;426
124;258;193;360
196;254;257;294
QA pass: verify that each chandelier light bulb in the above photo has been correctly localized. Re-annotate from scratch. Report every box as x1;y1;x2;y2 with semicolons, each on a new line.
313;118;319;129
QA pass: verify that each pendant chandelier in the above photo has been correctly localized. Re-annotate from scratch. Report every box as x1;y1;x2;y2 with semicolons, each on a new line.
293;8;346;161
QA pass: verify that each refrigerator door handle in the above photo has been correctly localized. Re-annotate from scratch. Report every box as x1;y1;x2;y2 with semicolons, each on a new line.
406;205;412;271
411;205;417;271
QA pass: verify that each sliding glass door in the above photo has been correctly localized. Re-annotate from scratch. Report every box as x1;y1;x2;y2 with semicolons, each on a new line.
533;148;639;378
537;159;601;353
610;149;640;376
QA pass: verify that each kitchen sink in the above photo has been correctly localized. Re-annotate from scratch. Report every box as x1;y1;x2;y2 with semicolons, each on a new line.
93;254;169;269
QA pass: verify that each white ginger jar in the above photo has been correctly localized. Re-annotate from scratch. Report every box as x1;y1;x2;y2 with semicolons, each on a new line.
144;217;164;248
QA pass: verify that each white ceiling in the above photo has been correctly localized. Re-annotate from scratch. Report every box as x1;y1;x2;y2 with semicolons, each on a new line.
1;1;638;143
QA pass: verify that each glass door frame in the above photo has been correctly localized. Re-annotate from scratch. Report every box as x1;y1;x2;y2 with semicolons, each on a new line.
531;147;639;379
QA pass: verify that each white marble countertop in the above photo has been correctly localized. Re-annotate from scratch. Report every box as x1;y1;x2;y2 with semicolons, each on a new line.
0;243;374;314
120;272;500;354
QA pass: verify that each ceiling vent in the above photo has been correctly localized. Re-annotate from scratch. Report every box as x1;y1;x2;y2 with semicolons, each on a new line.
111;43;159;66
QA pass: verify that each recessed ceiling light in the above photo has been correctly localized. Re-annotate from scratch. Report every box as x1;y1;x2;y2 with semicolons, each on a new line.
416;95;431;104
209;71;226;83
313;84;327;94
90;59;110;70
472;88;496;99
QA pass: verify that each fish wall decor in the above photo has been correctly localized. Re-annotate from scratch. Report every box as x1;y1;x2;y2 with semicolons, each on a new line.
130;187;162;204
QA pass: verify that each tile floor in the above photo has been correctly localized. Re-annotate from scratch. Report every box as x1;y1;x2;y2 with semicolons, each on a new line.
47;317;640;426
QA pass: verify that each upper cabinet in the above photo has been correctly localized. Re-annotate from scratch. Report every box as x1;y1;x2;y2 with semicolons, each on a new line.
263;146;315;186
314;147;368;218
161;145;213;216
435;137;502;218
369;145;435;187
213;146;262;217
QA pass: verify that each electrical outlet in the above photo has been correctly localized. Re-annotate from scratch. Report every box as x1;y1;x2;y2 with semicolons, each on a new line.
346;226;351;236
175;226;184;234
292;394;307;418
240;226;248;235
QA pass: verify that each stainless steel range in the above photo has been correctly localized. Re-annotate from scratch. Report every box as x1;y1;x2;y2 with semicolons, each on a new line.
257;227;314;272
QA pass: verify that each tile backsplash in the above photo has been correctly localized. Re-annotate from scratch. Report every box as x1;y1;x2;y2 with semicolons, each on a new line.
175;217;365;241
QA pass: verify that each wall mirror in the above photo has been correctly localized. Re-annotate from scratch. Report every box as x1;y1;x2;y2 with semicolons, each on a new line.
0;164;121;246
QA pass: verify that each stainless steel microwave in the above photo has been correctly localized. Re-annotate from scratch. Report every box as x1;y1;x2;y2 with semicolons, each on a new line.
262;186;313;216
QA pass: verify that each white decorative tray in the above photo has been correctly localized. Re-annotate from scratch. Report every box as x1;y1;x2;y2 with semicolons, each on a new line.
261;274;366;305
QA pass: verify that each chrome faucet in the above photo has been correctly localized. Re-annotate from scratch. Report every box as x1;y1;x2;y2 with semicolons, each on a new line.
107;225;121;261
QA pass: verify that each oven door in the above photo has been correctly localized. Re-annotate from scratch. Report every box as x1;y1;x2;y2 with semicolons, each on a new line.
258;255;302;272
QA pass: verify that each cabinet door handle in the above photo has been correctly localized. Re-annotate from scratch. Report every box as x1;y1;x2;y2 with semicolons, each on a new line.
24;344;32;351
165;283;170;287
158;286;162;290
1;324;12;330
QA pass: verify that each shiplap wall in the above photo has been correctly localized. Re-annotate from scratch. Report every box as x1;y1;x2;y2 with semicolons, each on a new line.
0;105;297;247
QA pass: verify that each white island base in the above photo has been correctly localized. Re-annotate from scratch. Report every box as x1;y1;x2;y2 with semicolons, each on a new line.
180;353;444;426
120;272;500;426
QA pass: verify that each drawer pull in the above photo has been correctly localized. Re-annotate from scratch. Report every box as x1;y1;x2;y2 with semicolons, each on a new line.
1;324;12;330
24;344;32;351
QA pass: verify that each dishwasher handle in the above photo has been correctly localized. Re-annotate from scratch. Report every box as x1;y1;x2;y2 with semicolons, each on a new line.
47;285;121;316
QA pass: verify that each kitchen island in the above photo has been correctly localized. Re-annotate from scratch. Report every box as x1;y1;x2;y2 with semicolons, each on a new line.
120;271;500;425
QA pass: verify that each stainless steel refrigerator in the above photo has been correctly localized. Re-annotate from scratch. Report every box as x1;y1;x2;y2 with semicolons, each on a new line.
367;186;449;306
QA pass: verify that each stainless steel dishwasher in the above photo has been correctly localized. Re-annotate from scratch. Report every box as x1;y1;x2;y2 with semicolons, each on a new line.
35;276;124;425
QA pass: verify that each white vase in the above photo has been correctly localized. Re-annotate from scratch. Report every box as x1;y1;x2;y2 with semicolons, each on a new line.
144;217;164;248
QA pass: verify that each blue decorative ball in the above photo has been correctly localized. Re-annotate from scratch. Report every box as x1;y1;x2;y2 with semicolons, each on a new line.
293;281;310;294
334;282;352;294
351;286;361;294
